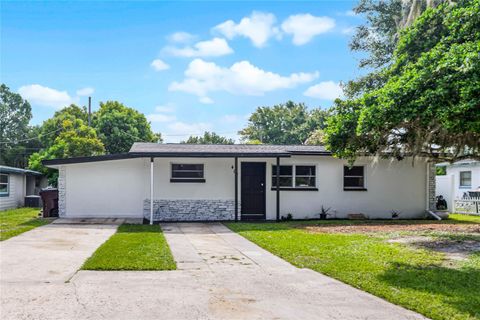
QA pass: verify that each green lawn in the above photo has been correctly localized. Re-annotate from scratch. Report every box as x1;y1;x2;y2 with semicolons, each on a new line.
449;213;480;223
226;214;480;320
0;207;51;241
82;224;176;271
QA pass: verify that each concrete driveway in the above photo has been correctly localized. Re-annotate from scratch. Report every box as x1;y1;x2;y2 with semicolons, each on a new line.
0;222;426;320
0;223;117;282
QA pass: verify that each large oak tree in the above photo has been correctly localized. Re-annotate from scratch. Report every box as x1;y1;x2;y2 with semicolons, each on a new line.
326;0;480;162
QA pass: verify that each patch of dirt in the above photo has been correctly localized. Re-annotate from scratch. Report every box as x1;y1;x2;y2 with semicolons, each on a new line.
388;235;480;262
304;223;480;234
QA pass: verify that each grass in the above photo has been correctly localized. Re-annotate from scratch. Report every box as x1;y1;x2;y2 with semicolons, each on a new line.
0;207;51;241
448;213;480;223
226;214;480;320
82;224;176;271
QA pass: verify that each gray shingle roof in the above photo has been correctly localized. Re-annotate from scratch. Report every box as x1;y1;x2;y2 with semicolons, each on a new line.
129;143;329;155
42;143;330;166
0;165;42;176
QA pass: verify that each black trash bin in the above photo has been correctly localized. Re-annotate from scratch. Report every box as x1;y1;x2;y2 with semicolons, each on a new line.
25;195;41;208
39;188;59;218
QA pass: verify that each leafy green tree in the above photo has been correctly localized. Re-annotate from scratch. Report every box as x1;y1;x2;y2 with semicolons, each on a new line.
181;132;234;144
245;139;262;145
346;0;444;97
38;104;89;148
436;166;446;176
29;118;105;185
94;101;159;154
239;101;329;144
305;129;326;145
0;84;36;167
326;0;480;163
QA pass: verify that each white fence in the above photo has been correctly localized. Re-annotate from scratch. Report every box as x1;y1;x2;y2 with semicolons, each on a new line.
453;197;480;215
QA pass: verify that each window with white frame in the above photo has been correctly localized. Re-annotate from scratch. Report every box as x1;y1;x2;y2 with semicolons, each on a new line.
0;174;9;195
272;165;316;188
171;164;205;182
343;166;365;190
459;171;472;188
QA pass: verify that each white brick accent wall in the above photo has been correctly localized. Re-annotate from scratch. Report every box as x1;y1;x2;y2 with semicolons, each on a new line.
58;166;66;217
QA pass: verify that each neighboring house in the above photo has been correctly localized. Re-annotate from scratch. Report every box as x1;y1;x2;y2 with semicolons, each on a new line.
436;160;480;211
0;166;47;211
43;143;436;221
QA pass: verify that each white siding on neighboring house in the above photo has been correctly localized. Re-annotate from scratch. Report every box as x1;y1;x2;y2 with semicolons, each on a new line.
436;160;480;211
0;174;25;211
436;175;453;209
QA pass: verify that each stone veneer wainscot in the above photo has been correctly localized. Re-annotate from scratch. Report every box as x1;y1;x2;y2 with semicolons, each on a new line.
144;199;236;221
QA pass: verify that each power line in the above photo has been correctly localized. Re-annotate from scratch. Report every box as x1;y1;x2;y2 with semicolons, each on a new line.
161;131;238;137
0;127;239;144
0;147;43;150
0;128;62;145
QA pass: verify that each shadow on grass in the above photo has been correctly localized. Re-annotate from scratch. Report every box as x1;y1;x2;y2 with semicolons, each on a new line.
379;261;480;318
18;217;49;227
225;221;293;233
117;224;162;233
428;232;480;242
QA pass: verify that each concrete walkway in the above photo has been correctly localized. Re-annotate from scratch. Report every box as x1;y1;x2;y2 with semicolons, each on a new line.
0;223;427;320
158;223;427;320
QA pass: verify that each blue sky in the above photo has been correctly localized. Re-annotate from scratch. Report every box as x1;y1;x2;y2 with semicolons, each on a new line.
2;1;364;142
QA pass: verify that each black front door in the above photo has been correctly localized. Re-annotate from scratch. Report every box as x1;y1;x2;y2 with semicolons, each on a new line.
241;162;266;220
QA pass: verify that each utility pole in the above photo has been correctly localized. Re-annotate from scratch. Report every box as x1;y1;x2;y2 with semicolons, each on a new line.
88;96;92;127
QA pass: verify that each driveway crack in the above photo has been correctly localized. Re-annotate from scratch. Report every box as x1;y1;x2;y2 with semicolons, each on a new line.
71;280;88;311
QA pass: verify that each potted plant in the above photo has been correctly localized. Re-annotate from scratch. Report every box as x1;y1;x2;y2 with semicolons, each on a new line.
319;206;331;220
391;210;401;219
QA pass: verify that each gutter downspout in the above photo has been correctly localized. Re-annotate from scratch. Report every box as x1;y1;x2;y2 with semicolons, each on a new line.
426;161;430;212
150;157;154;225
276;157;280;221
234;157;238;222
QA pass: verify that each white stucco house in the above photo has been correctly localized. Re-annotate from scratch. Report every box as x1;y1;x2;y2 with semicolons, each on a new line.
0;165;47;211
42;143;436;222
436;160;480;211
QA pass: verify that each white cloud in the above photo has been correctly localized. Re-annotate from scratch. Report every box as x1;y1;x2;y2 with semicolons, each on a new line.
164;37;233;58
169;59;318;103
167;121;212;135
345;10;357;17
151;59;170;71
147;113;176;123
342;26;356;35
213;11;280;47
168;31;195;43
221;114;242;123
76;87;94;96
18;84;75;108
281;14;335;45
304;81;343;100
158;121;213;143
199;96;214;104
154;104;175;113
